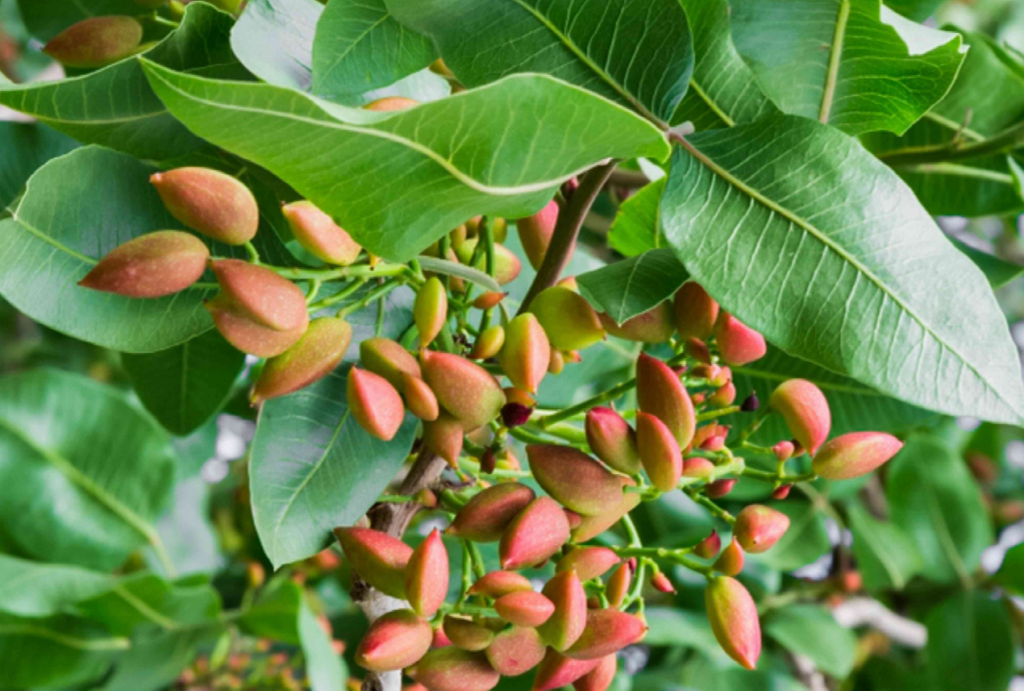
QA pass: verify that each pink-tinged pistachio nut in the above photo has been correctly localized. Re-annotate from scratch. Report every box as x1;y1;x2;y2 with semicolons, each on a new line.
548;348;566;375
473;291;506;310
407;647;499;691
556;547;621;582
504;386;535;407
734;505;791;554
705;479;736;499
423;412;465;468
486;625;547;677
415;277;448;348
494;591;555;627
406;529;449;618
705;576;761;670
769;379;831;455
685;337;711;364
691;424;722;451
416;488;439;508
572;477;641;542
772;484;793;500
78;230;208;298
492;244;523;286
347;367;405;441
558;276;579;291
713;538;745;576
443;616;494;651
537;569;587;651
636;353;696;448
694;530;722;559
572;653;617;691
448;483;535;543
651;571;675;593
491;217;509;243
335;527;412;599
251;317;352;404
364;96;419;111
598;302;675;344
605;562;632;608
709;382;737;408
636;412;683;492
282;200;361;266
710;366;732;388
43;16;143;68
500;497;571;570
530;286;605;351
682;457;716;480
713;312;767;366
205;294;307;357
812;432;904;480
355;609;432;672
499;314;550;393
517;200;560;270
533;649;601;691
209;259;306;331
673;282;719;340
772;441;795;462
701;436;726;452
359;337;422;389
151;168;258;245
526;444;625;517
564;509;583;530
468;570;533;598
433;626;453;649
470;325;506;360
402;372;440;421
422;351;506;428
564;608;647;660
585;407;641;475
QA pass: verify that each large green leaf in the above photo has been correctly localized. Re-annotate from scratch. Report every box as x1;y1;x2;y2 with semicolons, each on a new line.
660;114;1024;425
576;249;687;325
0;122;76;211
925;592;1015;691
0;3;249;161
231;0;322;92
76;572;221;636
15;0;141;41
0;613;126;688
764;605;857;678
122;329;246;437
100;625;221;691
0;369;176;571
846;502;922;590
731;0;965;136
385;0;694;126
887;435;992;585
606;178;666;258
312;0;436;99
0;554;115;618
141;61;670;262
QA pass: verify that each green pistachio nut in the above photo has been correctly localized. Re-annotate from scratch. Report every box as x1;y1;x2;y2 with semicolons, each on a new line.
78;230;208;298
151;168;258;245
251;317;352;404
402;372;440;421
498;314;550;393
673;281;719;341
282;200;362;265
359;337;422;389
414;277;448;348
530;286;604;351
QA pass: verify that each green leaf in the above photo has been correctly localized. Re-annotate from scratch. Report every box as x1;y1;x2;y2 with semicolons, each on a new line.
15;0;141;41
0;121;76;211
642;607;719;652
141;61;670;262
416;256;502;293
298;592;348;691
887;435;992;585
660;114;1024;425
250;288;419;568
884;0;945;21
100;625;221;691
231;0;322;92
764;605;857;678
76;572;221;636
122;330;246;437
0;554;116;618
312;0;436;99
153;476;223;576
607;178;666;258
673;0;779;130
385;0;694;126
925;592;1015;691
0;613;126;688
0;369;176;571
951;239;1024;289
995;543;1024;594
0;3;249;160
576;249;687;324
731;0;965;136
846;503;922;590
749;500;831;572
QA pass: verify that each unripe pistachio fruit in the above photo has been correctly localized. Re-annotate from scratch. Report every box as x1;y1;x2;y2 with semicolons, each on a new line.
705;576;761;670
673;282;719;340
347;367;405;441
495;591;555;627
359;337;421;389
734;505;790;554
422;412;464;468
407;648;500;691
636;412;683;492
364;96;419;111
517;200;560;270
573;654;617;691
651;571;676;593
537;569;587;651
556;547;621;582
414;277;448;347
205;294;307;357
486;626;547;677
713;538;745;576
533;650;602;691
406;529;449;617
443;616;494;651
468;570;533;598
682;457;715;480
636;353;696;448
499;496;571;570
282;200;361;265
448;483;535;542
548;348;566;375
598;302;674;343
526;444;625;517
585;407;640;474
455;239;522;285
499;314;550;393
713;312;767;366
564;608;647;660
473;291;506;310
334;527;412;599
251;317;352;404
710;382;737;408
355;609;432;672
43;16;143;68
605;563;632;608
694;530;722;559
151;168;258;245
812;432;903;479
470;325;505;360
421;350;505;428
705;478;736;498
78;230;208;298
530;286;605;351
769;379;831;455
402;372;440;421
210;259;307;331
572;476;641;542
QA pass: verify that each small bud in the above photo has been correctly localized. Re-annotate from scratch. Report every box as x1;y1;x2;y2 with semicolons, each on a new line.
772;441;795;462
473;291;506;310
43;16;143;68
685;337;711;364
573;654;617;691
251;317;352;403
530;286;605;351
407;648;499;691
713;312;767;366
151;168;258;245
533;649;602;691
282;200;361;265
585;407;641;475
347;367;405;441
526;444;625;517
673;282;719;340
421;351;505;428
548;348;566;375
448;483;535;542
78;230;208;298
572;477;641;542
636;353;696;448
246;561;265;588
360;337;422;389
210;259;307;331
713;538;745;576
651;571;675;593
705;576;761;670
564;609;647;660
406;529;449;618
470;325;505;360
517;201;560;270
598;302;674;343
636;412;683;492
364;96;419;111
772;484;792;500
605;563;632;608
734;505;790;554
694;530;722;559
499;314;551;393
443;616;494;651
769;379;831;455
740;392;760;412
812;432;904;480
355;609;432;672
537;569;587;651
415;277;448;347
335;527;412;599
690;424;722;450
705;479;735;498
500;497;571;570
556;547;621;582
495;591;555;627
682;457;715;480
486;625;547;677
206;293;308;357
469;570;533;598
701;435;726;452
402;373;440;421
709;382;737;408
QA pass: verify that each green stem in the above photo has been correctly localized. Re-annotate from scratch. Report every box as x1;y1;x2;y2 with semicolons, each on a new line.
267;262;412;282
683;487;735;525
337;280;402;318
696;405;741;422
306;278;367;312
147;12;181;28
742;468;816;485
457;458;531;479
244;242;260;264
610;545;710;575
880;119;1024;166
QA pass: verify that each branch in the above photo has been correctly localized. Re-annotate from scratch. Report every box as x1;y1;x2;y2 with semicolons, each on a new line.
878;119;1024;167
518;160;619;313
607;168;651;188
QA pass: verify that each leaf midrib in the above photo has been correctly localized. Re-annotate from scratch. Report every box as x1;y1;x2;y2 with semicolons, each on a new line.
818;0;851;123
0;623;130;651
315;11;391;84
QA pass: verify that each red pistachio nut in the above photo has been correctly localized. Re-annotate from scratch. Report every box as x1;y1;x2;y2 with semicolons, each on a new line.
359;337;422;388
572;477;641;542
205;293;308;357
151;168;258;245
407;647;500;691
598;302;675;344
709;382;737;408
705;576;761;670
414;277;448;348
406;528;449;618
537;569;587;651
500;497;571;570
705;478;736;498
486;625;547;677
421;351;506;428
564;608;647;660
812;432;904;479
402;372;440;421
713;538;745;576
685;337;711;364
636;411;683;492
682;457;715;480
605;562;632;608
468;571;533;599
563;509;583;529
470;324;506;360
585;407;641;475
651;571;676;593
517;200;560;270
448;483;535;543
210;259;306;331
334;527;412;599
556;547;621;582
533;649;601;691
355;609;432;672
636;353;696;448
251;317;352;404
433;626;453;649
573;653;617;691
769;379;831;455
282;200;361;266
694;529;722;559
422;412;464;468
499;314;550;393
530;286;605;351
43;16;143;68
443;616;494;651
734;505;790;554
673;281;719;341
495;591;555;627
364;96;419;111
772;484;793;500
772;440;795;462
473;291;506;310
78;230;208;298
346;367;405;441
526;444;625;516
713;312;767;366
